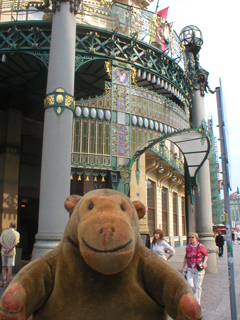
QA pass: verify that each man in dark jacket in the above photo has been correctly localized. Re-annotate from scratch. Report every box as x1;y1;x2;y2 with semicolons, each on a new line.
215;232;224;257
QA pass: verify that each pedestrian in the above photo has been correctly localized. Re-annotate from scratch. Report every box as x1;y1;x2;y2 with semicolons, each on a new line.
0;221;20;287
181;232;208;305
215;232;224;257
232;231;235;244
151;229;175;261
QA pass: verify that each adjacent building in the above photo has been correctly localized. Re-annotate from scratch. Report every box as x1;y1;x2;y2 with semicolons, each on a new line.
229;189;240;226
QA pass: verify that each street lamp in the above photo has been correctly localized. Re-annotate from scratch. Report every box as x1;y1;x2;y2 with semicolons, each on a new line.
179;25;203;70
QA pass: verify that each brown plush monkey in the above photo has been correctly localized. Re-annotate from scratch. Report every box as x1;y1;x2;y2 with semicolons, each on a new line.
0;189;202;320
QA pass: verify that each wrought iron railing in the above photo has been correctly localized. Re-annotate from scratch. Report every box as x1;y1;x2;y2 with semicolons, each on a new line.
0;0;186;69
152;142;184;174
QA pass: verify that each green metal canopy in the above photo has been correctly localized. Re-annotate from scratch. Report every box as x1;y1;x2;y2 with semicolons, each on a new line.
128;124;210;179
165;127;210;179
115;124;210;197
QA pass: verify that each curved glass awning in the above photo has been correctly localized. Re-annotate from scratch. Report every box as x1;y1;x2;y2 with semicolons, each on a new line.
128;125;210;181
166;129;209;178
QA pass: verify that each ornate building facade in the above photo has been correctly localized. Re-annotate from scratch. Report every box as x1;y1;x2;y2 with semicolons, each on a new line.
0;0;214;263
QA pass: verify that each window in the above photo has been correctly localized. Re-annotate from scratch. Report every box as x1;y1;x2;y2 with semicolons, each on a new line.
72;119;111;166
162;187;168;236
173;192;178;236
181;197;186;235
147;180;155;236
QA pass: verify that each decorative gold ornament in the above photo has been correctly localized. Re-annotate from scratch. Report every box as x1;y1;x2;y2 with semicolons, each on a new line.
94;176;97;182
45;94;54;106
65;95;74;107
56;94;64;104
86;176;90;182
70;174;73;180
102;176;105;182
105;61;112;79
101;0;113;7
78;175;81;181
131;67;137;85
44;88;74;116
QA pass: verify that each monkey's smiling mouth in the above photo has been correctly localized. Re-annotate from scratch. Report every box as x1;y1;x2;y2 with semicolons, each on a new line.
82;237;132;253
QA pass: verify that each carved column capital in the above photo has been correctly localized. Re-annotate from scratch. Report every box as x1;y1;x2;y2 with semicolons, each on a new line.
52;0;82;14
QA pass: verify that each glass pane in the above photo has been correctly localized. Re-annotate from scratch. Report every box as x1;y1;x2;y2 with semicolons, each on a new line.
147;180;155;236
105;124;110;155
82;121;88;153
162;187;168;236
98;123;103;154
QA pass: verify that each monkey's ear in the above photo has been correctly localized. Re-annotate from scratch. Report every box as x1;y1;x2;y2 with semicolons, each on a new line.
133;201;145;220
64;195;82;216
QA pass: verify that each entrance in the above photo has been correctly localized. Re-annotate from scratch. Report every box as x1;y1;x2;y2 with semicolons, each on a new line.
18;197;39;260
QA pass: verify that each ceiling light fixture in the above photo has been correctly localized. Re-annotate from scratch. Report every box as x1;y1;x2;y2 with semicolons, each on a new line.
158;162;164;174
1;54;6;63
172;172;177;182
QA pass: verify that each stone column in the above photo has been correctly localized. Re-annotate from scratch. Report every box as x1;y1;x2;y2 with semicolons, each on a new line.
31;0;81;259
191;84;218;274
179;25;218;273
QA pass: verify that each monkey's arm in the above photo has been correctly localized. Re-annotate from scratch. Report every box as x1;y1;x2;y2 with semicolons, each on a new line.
0;247;59;320
142;250;202;320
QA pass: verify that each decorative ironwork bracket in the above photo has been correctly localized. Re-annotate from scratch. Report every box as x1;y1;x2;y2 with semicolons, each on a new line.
44;88;75;116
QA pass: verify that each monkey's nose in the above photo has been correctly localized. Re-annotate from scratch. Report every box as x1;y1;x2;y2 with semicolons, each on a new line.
100;227;115;235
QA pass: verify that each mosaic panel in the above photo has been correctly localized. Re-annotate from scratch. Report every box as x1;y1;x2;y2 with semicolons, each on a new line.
112;123;117;156
112;84;131;113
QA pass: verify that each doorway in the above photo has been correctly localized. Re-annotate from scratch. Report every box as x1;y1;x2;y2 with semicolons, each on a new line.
18;197;39;260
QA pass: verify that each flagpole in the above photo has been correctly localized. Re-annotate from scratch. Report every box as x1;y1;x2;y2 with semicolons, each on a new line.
155;0;160;13
216;81;237;320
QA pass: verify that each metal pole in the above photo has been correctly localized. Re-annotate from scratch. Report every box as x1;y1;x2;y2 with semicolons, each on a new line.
216;84;237;320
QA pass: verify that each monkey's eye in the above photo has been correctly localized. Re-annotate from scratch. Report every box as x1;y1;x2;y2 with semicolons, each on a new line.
120;204;125;212
88;203;94;210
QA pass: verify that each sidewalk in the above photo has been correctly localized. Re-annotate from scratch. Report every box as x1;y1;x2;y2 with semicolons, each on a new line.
168;244;240;320
0;245;239;319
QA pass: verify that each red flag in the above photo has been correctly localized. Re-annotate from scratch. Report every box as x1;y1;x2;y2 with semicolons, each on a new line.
157;7;169;20
155;7;169;51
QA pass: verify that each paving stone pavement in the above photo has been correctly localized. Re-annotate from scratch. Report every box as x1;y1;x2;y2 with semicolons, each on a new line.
0;244;239;319
168;244;240;320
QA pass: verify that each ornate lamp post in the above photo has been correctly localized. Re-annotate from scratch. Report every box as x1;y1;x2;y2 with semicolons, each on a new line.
180;25;218;273
32;0;82;259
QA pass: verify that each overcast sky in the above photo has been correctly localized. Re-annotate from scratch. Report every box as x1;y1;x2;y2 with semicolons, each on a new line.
148;0;240;194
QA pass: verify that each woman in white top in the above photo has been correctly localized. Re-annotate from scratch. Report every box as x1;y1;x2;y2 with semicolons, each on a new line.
151;229;175;261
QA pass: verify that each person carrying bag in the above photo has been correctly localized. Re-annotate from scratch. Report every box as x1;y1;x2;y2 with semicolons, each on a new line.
181;232;208;305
